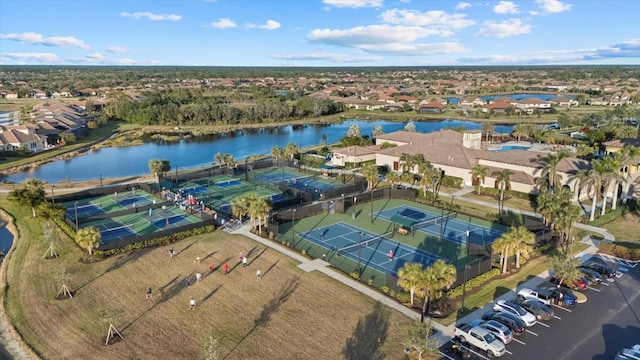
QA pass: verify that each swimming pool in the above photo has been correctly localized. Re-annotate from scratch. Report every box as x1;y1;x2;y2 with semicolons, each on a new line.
489;144;531;152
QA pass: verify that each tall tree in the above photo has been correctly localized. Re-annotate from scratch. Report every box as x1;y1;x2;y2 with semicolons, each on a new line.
419;260;456;317
491;233;514;274
75;226;101;256
285;143;299;161
230;194;250;222
372;125;384;138
148;159;171;183
397;262;424;307
536;149;571;192
507;226;535;268
403;320;440;360
404;121;417;132
547;254;583;287
347;124;361;138
598;157;620;216
482;121;495;143
7;178;47;217
492;169;514;219
270;146;285;166
360;162;379;191
577;163;603;222
470;164;488;195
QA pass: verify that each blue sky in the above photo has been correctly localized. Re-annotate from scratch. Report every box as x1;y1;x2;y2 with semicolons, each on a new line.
1;0;639;66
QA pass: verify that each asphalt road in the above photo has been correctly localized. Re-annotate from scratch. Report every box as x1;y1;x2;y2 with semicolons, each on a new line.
441;256;640;360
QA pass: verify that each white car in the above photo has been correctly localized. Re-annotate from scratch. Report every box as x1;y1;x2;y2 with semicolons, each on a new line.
493;299;537;327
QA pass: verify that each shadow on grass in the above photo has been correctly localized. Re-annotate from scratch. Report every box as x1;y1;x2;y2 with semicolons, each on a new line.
176;241;197;256
342;302;390;360
76;247;154;294
200;284;222;306
120;274;182;332
248;247;268;266
263;260;279;277
222;275;300;360
202;250;218;261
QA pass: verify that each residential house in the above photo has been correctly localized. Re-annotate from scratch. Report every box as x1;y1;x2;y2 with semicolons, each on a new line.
514;98;552;114
459;97;486;109
330;144;380;167
549;97;577;107
0;124;48;152
482;101;512;114
29;89;47;98
0;90;18;99
417;102;447;114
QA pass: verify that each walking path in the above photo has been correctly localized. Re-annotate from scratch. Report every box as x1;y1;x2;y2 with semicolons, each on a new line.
232;184;616;347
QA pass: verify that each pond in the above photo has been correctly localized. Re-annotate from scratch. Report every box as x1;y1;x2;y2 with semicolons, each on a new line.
5;119;514;183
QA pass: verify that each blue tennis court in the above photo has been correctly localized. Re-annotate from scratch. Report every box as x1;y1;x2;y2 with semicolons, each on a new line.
118;195;152;207
270;194;287;203
99;224;135;242
181;185;208;196
255;172;339;192
297;222;446;276
149;214;190;228
217;179;241;188
66;204;104;219
377;205;504;246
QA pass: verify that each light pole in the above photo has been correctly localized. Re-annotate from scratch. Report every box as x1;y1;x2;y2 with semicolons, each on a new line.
466;229;470;256
370;189;374;223
358;232;363;278
74;201;79;229
291;209;296;244
50;185;55;205
460;263;471;315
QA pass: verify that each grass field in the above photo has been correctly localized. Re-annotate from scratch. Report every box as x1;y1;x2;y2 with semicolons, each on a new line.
1;201;412;360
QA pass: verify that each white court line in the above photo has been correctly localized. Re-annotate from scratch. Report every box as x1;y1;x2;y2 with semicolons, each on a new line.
553;315;562;320
588;286;601;292
525;329;538;336
537;322;550;328
512;338;526;345
438;351;455;360
552;305;572;312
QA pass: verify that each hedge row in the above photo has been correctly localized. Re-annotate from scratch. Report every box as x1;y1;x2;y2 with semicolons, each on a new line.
598;241;640;261
448;268;501;299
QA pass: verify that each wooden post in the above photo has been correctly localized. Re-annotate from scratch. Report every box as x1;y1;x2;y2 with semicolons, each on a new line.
105;324;124;345
57;284;73;299
42;242;58;259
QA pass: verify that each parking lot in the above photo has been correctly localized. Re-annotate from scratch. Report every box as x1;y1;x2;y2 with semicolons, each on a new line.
440;255;640;360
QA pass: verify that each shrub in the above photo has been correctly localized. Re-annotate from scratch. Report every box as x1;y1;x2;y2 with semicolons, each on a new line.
381;285;390;294
448;268;501;298
350;271;360;280
598;241;640;261
395;292;411;304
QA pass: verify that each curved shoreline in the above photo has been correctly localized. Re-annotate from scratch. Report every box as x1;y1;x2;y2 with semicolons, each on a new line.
0;211;39;360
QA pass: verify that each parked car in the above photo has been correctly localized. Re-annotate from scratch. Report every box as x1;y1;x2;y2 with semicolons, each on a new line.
549;275;588;291
513;297;555;321
493;300;537;327
537;283;579;306
578;267;602;284
517;288;555;305
582;260;616;278
618;348;640;360
481;310;526;335
470;319;513;345
453;323;506;358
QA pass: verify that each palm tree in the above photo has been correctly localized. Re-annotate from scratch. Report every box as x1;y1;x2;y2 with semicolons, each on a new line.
419;260;456;317
554;201;582;251
7;178;47;218
512;124;530;141
404;121;417;132
360;162;379;191
399;153;413;173
76;226;101;256
285;143;299;161
347;124;361;138
470;164;488;195
482;121;495;143
577;163;603;222
598;157;620;216
213;152;226;166
230;195;250;222
547;254;583;287
148;159;171;183
507;226;535;268
270;146;285;166
536;149;571;192
397;262;424;307
491;234;513;274
492;169;514;219
385;171;402;189
617;145;640;204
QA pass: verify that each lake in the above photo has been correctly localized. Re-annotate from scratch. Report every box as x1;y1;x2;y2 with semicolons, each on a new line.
5;119;514;183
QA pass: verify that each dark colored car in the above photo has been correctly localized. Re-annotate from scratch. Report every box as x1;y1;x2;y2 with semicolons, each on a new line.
482;310;526;335
537;284;578;306
578;267;602;284
513;297;555;321
583;260;616;278
550;275;588;291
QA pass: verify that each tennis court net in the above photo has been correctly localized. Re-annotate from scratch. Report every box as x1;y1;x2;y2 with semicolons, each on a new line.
338;230;393;255
413;212;457;231
284;175;316;184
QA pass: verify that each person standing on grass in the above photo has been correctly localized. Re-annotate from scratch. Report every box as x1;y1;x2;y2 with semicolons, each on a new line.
146;286;152;300
196;272;202;283
190;298;196;310
256;269;262;280
184;278;191;287
242;255;248;268
222;262;229;275
208;263;214;272
169;248;174;259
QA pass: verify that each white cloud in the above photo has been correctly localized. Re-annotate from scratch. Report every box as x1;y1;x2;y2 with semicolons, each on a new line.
247;20;281;30
474;19;532;38
106;46;127;53
309;25;450;46
2;52;59;62
356;42;468;55
120;12;182;21
529;10;539;15
322;0;384;8
535;0;572;13
271;52;382;63
493;1;519;14
206;18;237;29
87;53;104;59
380;9;475;29
455;2;471;10
0;32;89;49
